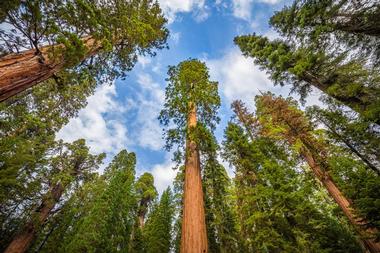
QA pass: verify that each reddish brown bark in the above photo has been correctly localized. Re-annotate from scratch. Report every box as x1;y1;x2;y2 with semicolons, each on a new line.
180;103;208;253
0;37;100;102
258;95;380;253
303;148;380;253
4;183;64;253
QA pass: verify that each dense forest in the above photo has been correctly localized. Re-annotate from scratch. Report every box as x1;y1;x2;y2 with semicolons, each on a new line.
0;0;379;253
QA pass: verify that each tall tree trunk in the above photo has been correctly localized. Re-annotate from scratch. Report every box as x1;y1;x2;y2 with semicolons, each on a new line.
4;183;64;253
0;37;100;102
180;103;208;253
302;148;380;253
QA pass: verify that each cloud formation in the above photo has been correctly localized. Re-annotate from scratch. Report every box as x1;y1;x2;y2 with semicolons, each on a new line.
57;83;129;155
207;48;275;107
158;0;208;23
127;73;165;151
148;154;177;194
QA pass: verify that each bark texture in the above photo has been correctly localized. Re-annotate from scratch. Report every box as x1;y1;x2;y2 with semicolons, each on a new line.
303;148;380;253
4;183;64;253
180;103;208;253
0;37;100;102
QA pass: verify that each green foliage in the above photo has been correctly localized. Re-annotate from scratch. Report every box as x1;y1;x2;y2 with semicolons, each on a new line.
203;158;239;253
135;172;158;225
307;97;380;175
0;138;104;252
234;34;380;124
254;94;380;248
0;0;169;80
222;119;363;252
144;188;175;253
159;59;221;164
270;0;380;66
0;69;97;211
61;150;136;253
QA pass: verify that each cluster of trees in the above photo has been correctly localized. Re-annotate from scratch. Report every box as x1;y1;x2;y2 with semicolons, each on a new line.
0;0;379;253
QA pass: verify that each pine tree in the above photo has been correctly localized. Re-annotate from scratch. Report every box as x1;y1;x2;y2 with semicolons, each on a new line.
0;0;169;102
270;0;380;66
144;188;175;253
159;59;221;253
199;131;239;253
234;34;380;124
3;139;104;253
64;150;137;253
31;174;106;253
255;93;380;252
135;172;157;228
222;106;363;252
307;97;380;175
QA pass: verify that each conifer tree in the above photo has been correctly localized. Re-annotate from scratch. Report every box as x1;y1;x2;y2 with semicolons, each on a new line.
159;59;221;253
255;93;380;252
31;174;106;253
223;105;363;252
0;0;168;102
234;34;380;124
64;150;137;253
199;132;239;253
3;139;104;253
144;188;175;253
270;0;380;66
307;97;380;175
135;172;157;228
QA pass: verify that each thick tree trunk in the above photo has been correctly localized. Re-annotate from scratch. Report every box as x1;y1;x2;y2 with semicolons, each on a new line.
303;149;380;253
4;183;64;253
0;37;100;102
181;103;208;253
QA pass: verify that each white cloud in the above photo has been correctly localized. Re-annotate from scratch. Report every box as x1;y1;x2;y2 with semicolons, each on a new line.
207;48;278;107
207;47;323;109
151;156;177;194
158;0;208;23
171;32;181;45
57;83;129;155
232;0;254;21
129;73;165;151
231;0;282;21
137;55;152;69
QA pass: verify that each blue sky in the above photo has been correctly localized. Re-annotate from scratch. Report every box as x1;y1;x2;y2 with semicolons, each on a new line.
57;0;321;193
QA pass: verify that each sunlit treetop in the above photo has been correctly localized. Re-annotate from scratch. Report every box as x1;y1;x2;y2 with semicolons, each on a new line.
159;59;221;160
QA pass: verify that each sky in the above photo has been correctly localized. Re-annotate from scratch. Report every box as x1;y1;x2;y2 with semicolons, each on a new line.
57;0;322;193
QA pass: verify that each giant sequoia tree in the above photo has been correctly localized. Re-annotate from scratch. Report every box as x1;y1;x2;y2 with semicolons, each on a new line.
234;34;380;124
0;0;168;102
255;94;380;253
159;59;220;253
